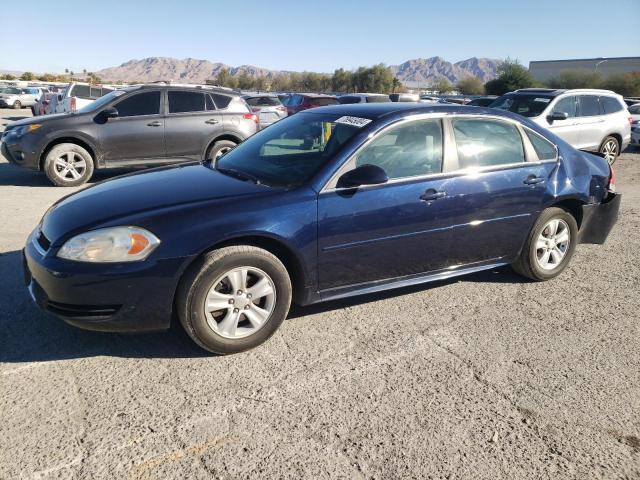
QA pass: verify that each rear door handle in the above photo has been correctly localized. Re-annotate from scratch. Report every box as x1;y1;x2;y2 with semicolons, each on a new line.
205;119;219;125
523;175;545;185
420;189;447;201
147;121;162;127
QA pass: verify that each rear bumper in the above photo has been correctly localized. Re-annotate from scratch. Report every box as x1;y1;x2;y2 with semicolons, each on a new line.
578;193;621;244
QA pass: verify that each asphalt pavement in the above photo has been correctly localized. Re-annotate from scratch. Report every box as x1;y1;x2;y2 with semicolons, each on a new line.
1;108;639;479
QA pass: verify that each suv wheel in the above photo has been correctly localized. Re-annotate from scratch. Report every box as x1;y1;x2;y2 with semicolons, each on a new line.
44;143;94;187
599;136;619;165
512;207;578;281
13;100;21;110
207;140;237;161
177;246;292;355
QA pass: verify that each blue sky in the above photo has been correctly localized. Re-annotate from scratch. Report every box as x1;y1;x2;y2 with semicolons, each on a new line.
1;0;638;73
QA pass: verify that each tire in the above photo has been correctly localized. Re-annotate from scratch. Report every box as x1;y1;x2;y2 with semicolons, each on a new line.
512;207;578;281
177;246;292;355
43;143;94;187
207;140;237;161
13;100;21;110
599;136;619;165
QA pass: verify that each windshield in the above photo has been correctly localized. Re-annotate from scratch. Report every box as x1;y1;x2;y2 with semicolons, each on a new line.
490;94;553;117
76;89;127;114
215;112;367;187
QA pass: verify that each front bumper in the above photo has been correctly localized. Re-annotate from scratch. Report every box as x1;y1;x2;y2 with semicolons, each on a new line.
23;230;190;332
1;133;41;170
578;192;621;244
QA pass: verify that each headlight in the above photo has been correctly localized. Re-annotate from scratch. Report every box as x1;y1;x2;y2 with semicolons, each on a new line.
57;226;160;263
15;124;42;137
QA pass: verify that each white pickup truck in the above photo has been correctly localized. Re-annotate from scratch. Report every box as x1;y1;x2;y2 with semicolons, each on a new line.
51;83;118;114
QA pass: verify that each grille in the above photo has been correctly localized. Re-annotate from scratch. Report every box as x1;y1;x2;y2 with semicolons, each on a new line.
36;231;51;252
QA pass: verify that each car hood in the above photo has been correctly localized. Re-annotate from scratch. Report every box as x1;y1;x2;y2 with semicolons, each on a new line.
7;113;71;128
40;163;276;245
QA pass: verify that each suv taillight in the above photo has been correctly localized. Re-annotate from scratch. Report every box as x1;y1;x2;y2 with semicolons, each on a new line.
70;97;76;112
243;113;259;124
607;165;616;193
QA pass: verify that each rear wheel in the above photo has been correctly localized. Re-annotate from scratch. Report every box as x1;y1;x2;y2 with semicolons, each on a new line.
599;136;619;165
44;143;94;187
13;100;21;109
512;207;578;281
207;140;237;161
177;246;292;355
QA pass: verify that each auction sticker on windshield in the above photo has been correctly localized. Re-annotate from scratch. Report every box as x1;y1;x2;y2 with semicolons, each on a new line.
334;116;372;127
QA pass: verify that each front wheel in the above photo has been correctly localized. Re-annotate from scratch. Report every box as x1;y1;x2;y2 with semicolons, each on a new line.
44;143;94;187
177;246;292;355
207;140;237;161
13;100;21;109
512;207;578;281
599;136;619;165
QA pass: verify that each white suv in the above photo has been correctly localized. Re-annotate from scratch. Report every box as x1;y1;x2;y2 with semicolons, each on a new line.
490;88;631;164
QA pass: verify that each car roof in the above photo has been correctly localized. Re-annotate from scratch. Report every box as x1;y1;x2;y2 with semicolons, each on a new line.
130;84;241;97
305;103;526;122
512;88;618;97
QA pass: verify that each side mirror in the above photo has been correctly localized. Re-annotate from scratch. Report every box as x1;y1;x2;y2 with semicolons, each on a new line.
337;164;389;188
547;111;568;123
103;107;119;119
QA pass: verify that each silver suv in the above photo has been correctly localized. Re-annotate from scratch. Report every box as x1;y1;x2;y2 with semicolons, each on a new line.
490;88;631;163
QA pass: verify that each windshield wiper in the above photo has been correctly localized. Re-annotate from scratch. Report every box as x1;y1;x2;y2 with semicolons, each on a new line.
216;167;261;185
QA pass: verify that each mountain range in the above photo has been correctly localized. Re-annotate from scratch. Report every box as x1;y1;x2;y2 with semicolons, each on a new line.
95;56;502;86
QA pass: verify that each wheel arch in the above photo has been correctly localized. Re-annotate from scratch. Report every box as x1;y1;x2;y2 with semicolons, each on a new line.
601;132;622;150
40;137;97;171
203;134;243;159
549;198;585;229
175;234;309;311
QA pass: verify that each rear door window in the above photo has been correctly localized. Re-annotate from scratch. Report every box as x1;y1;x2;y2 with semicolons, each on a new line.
451;118;525;169
552;96;577;117
168;91;206;113
115;91;161;117
212;94;232;109
600;96;624;114
578;95;601;117
525;130;557;161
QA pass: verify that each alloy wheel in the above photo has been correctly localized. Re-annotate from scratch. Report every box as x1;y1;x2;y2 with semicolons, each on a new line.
203;266;276;339
601;139;618;164
53;152;87;181
535;219;570;271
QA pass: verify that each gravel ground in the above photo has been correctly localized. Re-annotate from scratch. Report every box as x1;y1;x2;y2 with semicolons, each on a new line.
1;108;639;479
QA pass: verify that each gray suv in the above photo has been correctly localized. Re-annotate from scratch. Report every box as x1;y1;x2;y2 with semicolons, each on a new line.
1;84;258;186
490;88;631;164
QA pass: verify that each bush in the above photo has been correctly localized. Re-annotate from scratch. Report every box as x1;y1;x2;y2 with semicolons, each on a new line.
547;69;602;89
457;76;484;95
484;59;538;95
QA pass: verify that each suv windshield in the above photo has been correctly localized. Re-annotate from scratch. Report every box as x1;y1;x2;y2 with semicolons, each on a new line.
76;89;127;114
215;112;366;187
490;94;553;117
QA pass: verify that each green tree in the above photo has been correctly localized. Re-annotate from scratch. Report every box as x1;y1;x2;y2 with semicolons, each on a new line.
432;77;453;94
484;58;538;95
332;68;352;92
600;72;640;97
254;75;268;92
20;71;34;81
1;74;16;80
237;72;254;90
547;69;602;89
456;76;484;95
270;74;292;92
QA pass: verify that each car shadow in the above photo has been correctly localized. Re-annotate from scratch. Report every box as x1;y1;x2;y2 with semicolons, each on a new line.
0;161;135;187
1;245;528;363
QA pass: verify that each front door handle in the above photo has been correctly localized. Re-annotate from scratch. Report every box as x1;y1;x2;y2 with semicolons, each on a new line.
523;175;545;185
420;189;447;201
205;119;219;125
147;121;162;127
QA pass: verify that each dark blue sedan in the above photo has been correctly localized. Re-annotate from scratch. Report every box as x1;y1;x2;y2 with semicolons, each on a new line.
23;104;621;354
